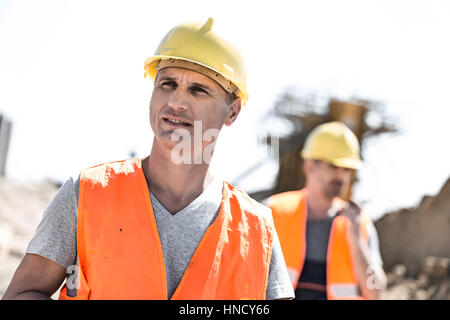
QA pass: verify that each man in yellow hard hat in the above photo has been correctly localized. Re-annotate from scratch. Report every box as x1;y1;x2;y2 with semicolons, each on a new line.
3;18;294;300
268;121;387;300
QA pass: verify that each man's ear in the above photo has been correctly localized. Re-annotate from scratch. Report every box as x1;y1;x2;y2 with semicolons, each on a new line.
224;98;242;127
303;159;313;176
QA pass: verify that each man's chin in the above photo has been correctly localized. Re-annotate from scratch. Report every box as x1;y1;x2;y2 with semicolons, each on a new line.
154;131;182;148
326;187;342;199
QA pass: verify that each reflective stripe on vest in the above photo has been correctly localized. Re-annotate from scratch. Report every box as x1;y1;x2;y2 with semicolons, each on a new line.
329;283;360;298
269;188;370;300
58;158;274;300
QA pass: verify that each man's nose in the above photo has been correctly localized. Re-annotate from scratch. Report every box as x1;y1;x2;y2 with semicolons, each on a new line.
168;89;189;111
336;166;351;179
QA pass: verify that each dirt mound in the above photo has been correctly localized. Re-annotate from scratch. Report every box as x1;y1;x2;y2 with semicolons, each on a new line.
375;177;450;299
0;178;58;297
381;257;450;300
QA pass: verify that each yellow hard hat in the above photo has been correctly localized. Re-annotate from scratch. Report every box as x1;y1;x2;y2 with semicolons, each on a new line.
301;121;363;170
144;17;248;106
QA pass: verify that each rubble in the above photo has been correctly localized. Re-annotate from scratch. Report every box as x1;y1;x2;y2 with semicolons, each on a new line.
382;257;450;300
376;177;450;300
0;178;58;297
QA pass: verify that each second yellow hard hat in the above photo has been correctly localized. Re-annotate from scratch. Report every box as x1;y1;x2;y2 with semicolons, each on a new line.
144;17;248;106
301;121;363;170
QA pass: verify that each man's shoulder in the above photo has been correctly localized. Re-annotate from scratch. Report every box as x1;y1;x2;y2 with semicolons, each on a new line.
266;189;306;217
80;158;142;181
223;181;273;219
82;158;140;171
269;189;304;203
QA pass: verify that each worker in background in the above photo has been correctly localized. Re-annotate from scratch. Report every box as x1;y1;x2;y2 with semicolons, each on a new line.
268;121;387;300
3;18;294;300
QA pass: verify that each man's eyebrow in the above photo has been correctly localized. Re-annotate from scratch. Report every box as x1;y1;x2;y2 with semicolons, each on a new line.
156;76;177;82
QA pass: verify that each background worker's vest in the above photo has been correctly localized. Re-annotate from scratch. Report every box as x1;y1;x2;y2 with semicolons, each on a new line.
59;158;274;300
269;189;371;300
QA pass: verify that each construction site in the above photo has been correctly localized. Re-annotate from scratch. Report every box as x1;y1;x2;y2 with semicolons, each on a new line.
1;1;449;301
1;93;449;299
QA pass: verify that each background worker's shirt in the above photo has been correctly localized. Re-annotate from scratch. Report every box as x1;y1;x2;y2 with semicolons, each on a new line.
26;175;294;300
295;217;383;300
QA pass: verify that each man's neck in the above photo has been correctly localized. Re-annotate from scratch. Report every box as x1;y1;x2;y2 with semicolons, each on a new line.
142;141;214;214
305;187;334;221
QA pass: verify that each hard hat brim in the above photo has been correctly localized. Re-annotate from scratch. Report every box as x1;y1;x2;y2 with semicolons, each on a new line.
301;152;363;170
329;157;363;170
144;55;248;105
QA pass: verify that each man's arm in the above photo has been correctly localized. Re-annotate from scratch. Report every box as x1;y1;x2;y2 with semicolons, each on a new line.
2;254;67;300
265;229;295;300
341;201;387;300
350;234;387;300
2;177;79;300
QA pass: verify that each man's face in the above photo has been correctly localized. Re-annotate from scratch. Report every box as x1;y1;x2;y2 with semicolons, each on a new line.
149;67;240;151
304;159;354;199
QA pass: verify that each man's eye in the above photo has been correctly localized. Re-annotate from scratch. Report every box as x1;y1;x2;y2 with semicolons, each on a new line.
191;86;208;95
161;81;177;88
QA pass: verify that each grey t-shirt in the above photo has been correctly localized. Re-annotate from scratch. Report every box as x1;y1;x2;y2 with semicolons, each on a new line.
27;175;294;300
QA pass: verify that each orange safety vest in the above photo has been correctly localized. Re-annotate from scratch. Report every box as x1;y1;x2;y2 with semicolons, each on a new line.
58;158;274;300
269;188;371;300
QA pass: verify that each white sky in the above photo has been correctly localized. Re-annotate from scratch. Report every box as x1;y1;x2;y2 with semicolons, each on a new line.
0;0;449;220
